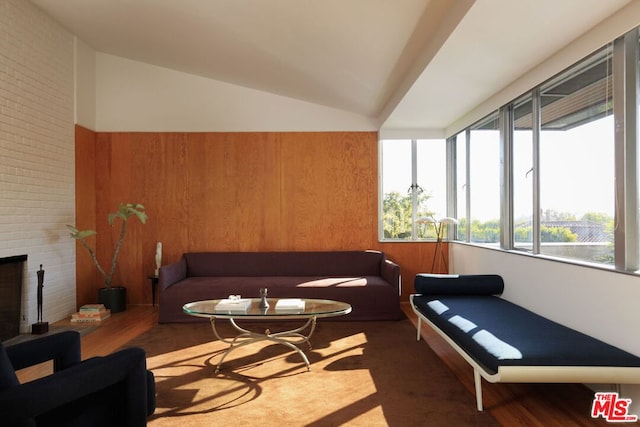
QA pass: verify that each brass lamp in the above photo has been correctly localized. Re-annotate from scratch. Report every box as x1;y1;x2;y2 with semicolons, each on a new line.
418;217;459;272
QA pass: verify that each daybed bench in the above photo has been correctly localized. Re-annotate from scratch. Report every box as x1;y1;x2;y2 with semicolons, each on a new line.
159;250;402;323
409;274;640;411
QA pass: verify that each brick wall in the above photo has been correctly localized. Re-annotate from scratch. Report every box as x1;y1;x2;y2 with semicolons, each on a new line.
0;0;76;330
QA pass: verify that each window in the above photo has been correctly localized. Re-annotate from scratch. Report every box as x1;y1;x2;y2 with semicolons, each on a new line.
452;41;625;268
512;95;535;251
454;113;501;244
538;47;614;264
469;113;500;244
381;139;412;239
417;139;447;232
380;139;446;240
383;26;640;272
454;131;467;241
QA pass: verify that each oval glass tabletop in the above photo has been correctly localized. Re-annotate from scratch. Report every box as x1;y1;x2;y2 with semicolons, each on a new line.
183;298;352;319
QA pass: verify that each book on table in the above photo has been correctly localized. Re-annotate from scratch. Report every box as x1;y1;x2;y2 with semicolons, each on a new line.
71;307;111;322
275;298;305;311
215;298;252;312
72;303;110;322
79;304;107;312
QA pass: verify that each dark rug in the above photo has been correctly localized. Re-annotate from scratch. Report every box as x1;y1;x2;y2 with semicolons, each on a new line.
126;319;499;426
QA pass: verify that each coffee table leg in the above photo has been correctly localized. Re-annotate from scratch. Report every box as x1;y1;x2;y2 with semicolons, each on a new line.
210;316;317;373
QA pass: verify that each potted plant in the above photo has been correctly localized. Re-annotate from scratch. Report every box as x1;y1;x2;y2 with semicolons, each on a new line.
67;203;147;313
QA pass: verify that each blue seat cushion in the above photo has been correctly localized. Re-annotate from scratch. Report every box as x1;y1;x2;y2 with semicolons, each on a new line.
414;274;504;296
412;294;640;375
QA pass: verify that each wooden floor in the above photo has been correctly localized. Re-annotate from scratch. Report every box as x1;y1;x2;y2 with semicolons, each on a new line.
14;305;159;383
14;303;637;426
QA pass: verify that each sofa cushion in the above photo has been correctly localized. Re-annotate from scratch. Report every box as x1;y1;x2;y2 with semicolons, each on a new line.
184;251;383;277
159;250;401;323
159;275;401;323
415;274;504;296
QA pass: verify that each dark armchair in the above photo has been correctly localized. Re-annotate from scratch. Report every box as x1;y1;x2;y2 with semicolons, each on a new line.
0;331;155;427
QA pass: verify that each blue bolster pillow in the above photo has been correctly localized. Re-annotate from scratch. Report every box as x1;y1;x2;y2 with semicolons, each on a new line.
414;274;504;296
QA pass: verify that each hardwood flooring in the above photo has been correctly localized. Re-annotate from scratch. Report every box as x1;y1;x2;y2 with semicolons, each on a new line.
13;305;158;383
12;304;637;426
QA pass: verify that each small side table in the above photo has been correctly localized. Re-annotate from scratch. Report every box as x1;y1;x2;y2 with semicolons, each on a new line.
147;274;159;306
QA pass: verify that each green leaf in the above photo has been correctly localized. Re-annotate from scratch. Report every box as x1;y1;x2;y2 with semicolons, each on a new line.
76;229;97;239
66;224;97;239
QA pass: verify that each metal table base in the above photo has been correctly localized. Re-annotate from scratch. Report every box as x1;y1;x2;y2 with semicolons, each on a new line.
210;316;317;373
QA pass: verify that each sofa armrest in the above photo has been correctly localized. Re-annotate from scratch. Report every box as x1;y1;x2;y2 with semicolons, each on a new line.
381;257;401;295
159;257;187;291
6;331;81;372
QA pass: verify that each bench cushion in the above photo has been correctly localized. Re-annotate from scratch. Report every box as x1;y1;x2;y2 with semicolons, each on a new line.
412;294;640;375
415;274;504;296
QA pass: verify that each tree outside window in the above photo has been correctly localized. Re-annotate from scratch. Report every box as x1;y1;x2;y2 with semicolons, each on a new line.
380;139;446;241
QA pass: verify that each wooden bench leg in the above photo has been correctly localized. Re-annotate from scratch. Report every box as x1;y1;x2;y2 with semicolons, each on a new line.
474;369;484;411
416;317;422;341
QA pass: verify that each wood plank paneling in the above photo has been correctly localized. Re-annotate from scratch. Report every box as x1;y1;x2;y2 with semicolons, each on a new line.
149;133;191;265
279;132;377;250
75;128;443;305
191;133;281;251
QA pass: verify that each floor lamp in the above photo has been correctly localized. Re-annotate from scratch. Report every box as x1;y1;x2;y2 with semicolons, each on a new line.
420;217;458;273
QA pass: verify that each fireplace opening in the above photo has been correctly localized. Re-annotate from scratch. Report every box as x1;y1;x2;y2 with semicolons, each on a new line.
0;254;27;342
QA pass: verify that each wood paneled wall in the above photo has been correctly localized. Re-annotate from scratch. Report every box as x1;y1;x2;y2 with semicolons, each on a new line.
74;127;446;307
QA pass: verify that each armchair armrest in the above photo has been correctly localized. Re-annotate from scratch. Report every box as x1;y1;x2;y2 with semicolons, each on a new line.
0;347;153;426
6;331;81;372
381;257;401;295
159;256;187;291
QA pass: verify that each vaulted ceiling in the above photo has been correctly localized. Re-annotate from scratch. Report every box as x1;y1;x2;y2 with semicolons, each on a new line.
31;0;632;132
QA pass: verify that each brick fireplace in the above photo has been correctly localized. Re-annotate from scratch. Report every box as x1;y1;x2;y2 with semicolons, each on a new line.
0;255;28;341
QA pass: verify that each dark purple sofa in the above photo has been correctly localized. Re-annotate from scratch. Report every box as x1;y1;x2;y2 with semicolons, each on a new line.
158;250;402;323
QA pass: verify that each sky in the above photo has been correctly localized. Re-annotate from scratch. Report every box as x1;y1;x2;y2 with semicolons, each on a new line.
381;115;614;223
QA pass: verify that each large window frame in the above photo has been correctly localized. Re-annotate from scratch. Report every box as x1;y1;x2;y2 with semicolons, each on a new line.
378;26;640;274
379;138;447;241
449;27;640;273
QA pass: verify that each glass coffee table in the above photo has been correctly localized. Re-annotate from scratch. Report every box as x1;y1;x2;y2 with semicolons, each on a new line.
183;298;352;372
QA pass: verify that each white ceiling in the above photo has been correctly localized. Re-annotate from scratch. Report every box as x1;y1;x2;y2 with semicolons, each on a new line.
31;0;633;132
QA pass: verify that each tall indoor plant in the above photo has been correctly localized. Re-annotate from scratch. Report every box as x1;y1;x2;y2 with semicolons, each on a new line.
67;203;147;312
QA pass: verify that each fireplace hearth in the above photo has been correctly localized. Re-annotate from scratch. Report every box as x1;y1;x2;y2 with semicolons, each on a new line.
0;254;27;342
